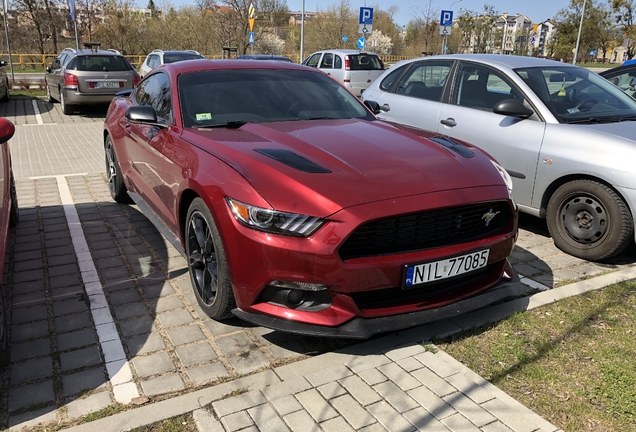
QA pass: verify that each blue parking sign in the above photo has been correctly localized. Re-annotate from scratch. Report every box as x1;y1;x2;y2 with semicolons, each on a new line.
359;7;373;25
440;10;453;27
248;32;254;45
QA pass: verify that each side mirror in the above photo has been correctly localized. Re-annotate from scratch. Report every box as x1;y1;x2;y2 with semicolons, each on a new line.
364;100;382;115
0;118;15;144
493;99;534;119
0;60;6;68
46;66;51;73
125;106;168;128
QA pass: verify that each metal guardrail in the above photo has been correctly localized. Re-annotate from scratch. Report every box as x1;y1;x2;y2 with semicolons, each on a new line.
0;53;417;69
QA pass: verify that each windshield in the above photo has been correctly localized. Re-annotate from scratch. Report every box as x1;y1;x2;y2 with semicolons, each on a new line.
178;69;375;128
515;66;636;124
71;55;132;72
164;53;204;64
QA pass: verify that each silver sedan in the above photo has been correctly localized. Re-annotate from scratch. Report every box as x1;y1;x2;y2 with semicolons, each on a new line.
362;54;636;261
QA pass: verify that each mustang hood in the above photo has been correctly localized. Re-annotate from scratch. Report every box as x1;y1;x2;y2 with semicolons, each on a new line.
183;119;507;216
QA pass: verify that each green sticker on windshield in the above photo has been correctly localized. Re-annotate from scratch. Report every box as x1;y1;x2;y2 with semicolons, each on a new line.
196;113;212;121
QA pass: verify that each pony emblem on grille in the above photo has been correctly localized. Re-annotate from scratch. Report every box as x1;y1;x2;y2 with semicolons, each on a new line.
482;209;500;226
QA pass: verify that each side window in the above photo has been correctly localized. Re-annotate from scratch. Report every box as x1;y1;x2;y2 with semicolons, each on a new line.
136;73;173;123
606;71;636;98
394;61;452;102
454;63;524;111
149;55;160;69
50;57;61;70
320;53;334;69
306;53;321;68
379;66;406;91
334;55;342;69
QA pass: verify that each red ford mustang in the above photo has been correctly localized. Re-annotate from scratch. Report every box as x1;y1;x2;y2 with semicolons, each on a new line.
103;60;519;339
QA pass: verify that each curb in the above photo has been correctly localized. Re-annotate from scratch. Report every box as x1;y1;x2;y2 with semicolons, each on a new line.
31;265;635;432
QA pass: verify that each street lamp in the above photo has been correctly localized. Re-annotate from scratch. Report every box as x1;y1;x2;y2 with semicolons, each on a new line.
300;0;305;63
443;0;462;54
573;0;586;65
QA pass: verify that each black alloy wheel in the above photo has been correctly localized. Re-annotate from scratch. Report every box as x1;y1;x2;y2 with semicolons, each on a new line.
185;198;235;320
547;180;633;261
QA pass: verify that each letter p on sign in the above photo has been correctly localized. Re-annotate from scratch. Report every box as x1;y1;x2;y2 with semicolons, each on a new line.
440;10;453;26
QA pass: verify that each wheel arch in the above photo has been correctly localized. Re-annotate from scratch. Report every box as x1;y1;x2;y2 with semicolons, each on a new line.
178;188;200;242
539;174;633;221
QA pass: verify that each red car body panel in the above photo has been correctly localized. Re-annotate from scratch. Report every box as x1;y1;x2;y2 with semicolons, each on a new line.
104;60;519;338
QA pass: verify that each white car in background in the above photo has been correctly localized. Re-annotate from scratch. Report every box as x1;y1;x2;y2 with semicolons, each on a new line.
139;50;205;77
302;49;385;96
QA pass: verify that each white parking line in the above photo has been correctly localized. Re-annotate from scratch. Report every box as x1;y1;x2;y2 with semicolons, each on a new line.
31;99;43;125
31;173;140;404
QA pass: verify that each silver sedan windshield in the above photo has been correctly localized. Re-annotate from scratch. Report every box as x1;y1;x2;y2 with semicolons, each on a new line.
514;66;636;124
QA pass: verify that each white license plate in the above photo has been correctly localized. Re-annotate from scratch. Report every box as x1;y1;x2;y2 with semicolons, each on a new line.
94;82;120;88
403;249;490;289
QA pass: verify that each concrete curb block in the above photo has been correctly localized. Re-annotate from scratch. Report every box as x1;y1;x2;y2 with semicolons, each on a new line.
36;268;636;432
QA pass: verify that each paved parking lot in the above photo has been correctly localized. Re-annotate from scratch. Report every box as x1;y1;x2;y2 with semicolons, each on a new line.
2;97;635;430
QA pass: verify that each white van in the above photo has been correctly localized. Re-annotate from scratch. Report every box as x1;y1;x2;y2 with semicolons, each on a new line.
302;49;385;96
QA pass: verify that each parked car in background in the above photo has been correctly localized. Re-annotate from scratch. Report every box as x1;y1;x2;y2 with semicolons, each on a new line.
302;49;385;96
236;54;293;62
45;42;140;115
600;63;636;99
104;59;518;339
362;54;636;261
0;60;9;102
0;117;19;369
139;50;206;77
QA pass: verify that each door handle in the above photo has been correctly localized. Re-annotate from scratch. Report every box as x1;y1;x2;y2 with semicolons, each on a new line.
440;118;457;127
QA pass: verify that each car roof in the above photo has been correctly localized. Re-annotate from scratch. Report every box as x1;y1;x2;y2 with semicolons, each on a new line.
599;63;636;77
313;49;378;55
156;50;202;55
397;54;576;70
164;59;310;74
237;54;291;60
64;48;123;57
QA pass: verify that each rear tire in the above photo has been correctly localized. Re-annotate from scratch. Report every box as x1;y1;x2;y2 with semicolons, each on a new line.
46;84;55;103
546;180;633;261
9;172;18;227
185;198;235;320
1;80;9;102
60;89;73;115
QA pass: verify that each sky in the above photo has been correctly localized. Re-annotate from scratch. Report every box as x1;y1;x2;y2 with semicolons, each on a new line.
158;0;568;28
284;0;567;27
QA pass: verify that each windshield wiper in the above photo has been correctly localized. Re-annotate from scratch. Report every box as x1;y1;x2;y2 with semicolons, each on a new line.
566;117;619;124
196;120;247;129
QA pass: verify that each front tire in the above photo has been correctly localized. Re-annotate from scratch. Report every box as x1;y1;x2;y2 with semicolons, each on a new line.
1;79;9;102
185;198;235;320
105;136;131;203
547;180;633;261
0;290;8;370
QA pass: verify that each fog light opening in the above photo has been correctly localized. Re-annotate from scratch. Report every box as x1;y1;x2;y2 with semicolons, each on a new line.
285;289;306;308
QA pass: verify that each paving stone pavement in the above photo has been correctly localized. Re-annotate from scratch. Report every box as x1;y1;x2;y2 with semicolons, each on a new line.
1;102;633;430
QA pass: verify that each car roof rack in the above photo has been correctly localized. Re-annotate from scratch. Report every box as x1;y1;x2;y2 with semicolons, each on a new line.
106;48;121;55
62;47;76;53
185;50;201;55
151;49;163;53
82;42;102;52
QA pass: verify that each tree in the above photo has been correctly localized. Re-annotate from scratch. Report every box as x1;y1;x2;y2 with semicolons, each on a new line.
611;0;636;59
14;0;65;54
406;0;441;56
303;0;357;53
76;0;106;43
368;29;393;54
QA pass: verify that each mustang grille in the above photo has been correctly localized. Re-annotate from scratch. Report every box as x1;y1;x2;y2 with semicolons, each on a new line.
338;201;510;260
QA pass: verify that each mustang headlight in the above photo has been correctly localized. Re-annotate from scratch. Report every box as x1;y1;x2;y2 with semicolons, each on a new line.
226;198;325;237
491;160;513;196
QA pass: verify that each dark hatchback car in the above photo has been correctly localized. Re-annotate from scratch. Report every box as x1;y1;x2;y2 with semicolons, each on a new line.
45;43;140;115
103;59;518;339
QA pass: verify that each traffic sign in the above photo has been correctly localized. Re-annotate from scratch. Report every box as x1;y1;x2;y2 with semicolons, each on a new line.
359;7;373;25
440;10;453;26
439;26;451;35
248;32;254;45
357;37;365;50
249;18;254;31
590;49;597;55
359;24;372;34
342;35;348;43
530;34;536;44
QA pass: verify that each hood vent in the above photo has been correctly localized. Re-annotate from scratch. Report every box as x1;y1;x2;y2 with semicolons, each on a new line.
254;149;331;173
429;136;475;159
